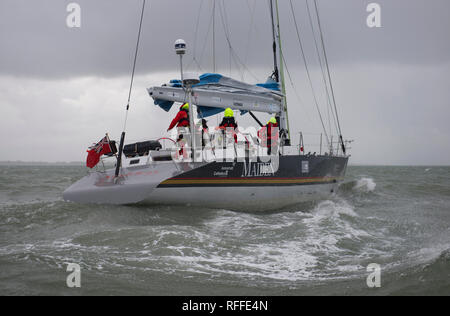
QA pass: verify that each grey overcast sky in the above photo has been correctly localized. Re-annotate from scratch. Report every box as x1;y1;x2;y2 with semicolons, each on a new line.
0;0;449;165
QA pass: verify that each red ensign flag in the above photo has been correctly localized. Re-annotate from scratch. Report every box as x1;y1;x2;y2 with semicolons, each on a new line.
86;136;112;168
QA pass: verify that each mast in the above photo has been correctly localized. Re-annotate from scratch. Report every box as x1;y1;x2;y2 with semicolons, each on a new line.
270;0;291;145
212;0;216;73
269;0;279;82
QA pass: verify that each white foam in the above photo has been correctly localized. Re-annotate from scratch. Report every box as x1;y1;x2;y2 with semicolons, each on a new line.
0;200;388;285
354;177;376;192
307;200;359;220
161;240;319;281
132;201;371;282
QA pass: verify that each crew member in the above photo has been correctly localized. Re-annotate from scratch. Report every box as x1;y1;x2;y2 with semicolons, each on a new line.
258;117;279;155
167;103;190;157
167;103;190;131
216;108;238;148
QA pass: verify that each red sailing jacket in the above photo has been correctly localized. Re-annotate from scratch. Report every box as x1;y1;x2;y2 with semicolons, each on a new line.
167;109;189;131
258;122;279;146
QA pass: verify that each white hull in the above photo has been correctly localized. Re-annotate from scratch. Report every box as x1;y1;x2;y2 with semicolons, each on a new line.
63;155;346;212
144;183;337;211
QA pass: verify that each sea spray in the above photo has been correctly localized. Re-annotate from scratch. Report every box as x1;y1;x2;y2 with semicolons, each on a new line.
354;177;376;192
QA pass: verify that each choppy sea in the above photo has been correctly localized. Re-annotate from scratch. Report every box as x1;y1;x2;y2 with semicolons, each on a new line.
0;164;449;295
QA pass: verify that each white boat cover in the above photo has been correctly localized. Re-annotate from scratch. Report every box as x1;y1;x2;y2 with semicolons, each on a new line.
147;73;283;117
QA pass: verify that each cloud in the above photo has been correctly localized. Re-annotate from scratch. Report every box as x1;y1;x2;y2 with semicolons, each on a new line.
0;72;172;161
1;61;449;165
1;0;449;78
0;0;449;165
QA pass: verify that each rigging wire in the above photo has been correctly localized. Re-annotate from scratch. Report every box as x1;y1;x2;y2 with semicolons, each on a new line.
190;0;258;80
313;0;346;153
115;0;146;178
218;0;241;78
217;0;259;81
243;0;258;81
186;0;204;72
220;0;233;77
197;7;215;72
288;0;330;146
281;53;315;131
122;0;146;132
218;0;232;76
305;0;339;140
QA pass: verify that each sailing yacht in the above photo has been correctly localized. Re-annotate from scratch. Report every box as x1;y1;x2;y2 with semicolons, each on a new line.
63;0;349;211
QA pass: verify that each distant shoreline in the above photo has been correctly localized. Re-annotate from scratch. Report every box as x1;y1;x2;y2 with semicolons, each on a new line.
0;161;449;167
0;161;84;166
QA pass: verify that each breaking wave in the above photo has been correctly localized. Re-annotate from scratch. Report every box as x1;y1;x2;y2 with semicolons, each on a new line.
337;177;377;195
353;177;376;192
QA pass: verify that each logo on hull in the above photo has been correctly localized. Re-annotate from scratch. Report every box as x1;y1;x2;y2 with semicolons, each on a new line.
242;161;275;177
